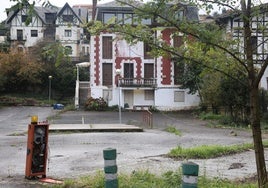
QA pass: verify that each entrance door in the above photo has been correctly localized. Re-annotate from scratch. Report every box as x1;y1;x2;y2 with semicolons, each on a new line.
102;63;112;86
124;63;134;78
124;90;134;108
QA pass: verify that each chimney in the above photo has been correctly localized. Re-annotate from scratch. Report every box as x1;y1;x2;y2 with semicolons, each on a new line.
92;0;97;21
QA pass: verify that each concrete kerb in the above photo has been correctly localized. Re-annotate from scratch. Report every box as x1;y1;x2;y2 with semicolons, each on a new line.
49;124;143;133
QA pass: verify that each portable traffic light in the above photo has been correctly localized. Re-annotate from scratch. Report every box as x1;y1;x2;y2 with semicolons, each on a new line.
25;116;49;179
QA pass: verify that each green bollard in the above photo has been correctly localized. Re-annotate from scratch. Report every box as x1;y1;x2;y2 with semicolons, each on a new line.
182;162;199;188
103;148;118;188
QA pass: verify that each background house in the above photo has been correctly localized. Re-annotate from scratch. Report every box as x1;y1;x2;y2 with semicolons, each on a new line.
89;1;200;110
216;5;268;90
5;3;90;63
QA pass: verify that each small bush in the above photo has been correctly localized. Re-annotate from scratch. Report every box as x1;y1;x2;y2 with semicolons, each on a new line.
164;126;182;136
199;112;222;120
84;97;108;111
149;106;159;112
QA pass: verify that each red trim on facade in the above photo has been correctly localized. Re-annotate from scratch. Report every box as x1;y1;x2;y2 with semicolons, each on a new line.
94;36;100;85
134;57;142;78
114;57;142;84
161;29;172;85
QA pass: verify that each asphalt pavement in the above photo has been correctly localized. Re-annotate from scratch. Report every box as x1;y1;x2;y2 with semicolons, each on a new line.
0;106;266;187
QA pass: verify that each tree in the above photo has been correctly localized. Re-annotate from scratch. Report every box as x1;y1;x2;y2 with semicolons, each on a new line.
0;51;43;92
28;40;76;99
88;0;268;186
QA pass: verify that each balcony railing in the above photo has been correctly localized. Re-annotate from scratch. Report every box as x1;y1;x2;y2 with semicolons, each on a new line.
118;78;157;88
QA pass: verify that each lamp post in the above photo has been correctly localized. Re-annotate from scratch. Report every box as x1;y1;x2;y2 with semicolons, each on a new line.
48;75;52;104
115;69;122;124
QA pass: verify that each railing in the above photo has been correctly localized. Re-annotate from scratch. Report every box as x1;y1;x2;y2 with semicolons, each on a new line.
143;110;153;128
119;78;157;88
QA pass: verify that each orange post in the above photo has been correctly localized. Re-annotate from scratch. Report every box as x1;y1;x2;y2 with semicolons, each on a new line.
25;116;49;179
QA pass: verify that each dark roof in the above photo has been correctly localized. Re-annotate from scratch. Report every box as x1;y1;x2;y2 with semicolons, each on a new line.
57;3;83;23
34;6;59;23
185;6;199;21
72;5;92;23
215;2;268;24
5;3;84;25
95;0;199;22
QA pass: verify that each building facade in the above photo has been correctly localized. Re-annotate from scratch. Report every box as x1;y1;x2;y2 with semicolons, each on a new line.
5;3;90;62
216;5;268;90
89;1;200;110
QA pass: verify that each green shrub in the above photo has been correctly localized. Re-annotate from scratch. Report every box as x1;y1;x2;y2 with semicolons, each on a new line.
164;126;182;136
199;112;222;120
84;97;108;111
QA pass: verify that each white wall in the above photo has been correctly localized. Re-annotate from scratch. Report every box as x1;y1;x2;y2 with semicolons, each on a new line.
155;88;200;111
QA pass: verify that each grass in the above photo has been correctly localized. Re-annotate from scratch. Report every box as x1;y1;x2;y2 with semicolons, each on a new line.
51;170;257;188
168;140;268;159
164;126;182;136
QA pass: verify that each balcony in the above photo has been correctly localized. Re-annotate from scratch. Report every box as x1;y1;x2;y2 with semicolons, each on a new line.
118;78;157;88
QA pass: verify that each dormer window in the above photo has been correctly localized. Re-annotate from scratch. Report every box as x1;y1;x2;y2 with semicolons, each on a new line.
22;15;27;22
22;15;31;23
103;13;116;23
175;10;184;21
62;15;73;22
45;13;56;24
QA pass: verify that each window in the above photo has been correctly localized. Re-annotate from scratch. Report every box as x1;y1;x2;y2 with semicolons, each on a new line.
102;36;113;59
174;91;185;102
251;36;258;54
22;15;28;23
62;15;73;22
82;47;85;55
145;90;154;100
175;10;184;21
267;77;268;90
65;30;72;37
21;15;32;24
144;43;153;59
103;13;116;23
17;46;24;52
45;13;56;24
144;64;154;78
173;35;183;48
17;29;23;40
174;62;184;85
103;12;137;24
65;46;72;55
31;30;38;37
124;63;134;78
124;14;132;24
141;18;152;25
102;63;112;86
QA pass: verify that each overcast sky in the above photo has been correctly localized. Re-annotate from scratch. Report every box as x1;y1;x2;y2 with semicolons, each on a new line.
1;0;268;22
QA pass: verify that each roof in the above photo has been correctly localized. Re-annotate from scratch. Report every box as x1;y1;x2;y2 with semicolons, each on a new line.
72;5;92;23
215;2;268;23
57;3;83;23
95;0;199;22
34;6;59;23
5;3;84;25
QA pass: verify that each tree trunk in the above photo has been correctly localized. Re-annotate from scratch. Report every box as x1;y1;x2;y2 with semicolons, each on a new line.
250;86;268;187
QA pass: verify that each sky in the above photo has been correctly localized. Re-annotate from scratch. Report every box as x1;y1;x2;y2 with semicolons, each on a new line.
1;0;268;22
